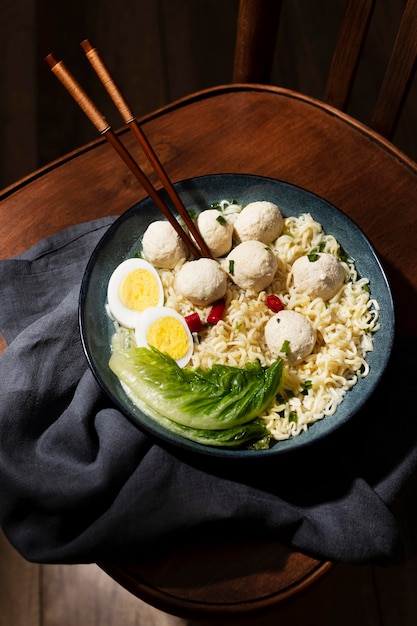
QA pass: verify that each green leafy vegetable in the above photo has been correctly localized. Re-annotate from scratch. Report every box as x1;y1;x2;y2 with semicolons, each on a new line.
301;380;312;395
109;347;283;431
229;259;235;275
216;215;227;226
120;384;270;448
280;339;290;354
338;245;350;263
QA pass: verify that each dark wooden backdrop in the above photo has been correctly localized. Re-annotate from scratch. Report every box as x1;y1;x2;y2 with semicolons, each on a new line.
1;0;416;191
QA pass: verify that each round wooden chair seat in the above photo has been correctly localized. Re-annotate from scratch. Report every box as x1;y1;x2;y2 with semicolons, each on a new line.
99;537;332;618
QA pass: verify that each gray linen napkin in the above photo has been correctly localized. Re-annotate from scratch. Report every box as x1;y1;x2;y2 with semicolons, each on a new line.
0;218;416;565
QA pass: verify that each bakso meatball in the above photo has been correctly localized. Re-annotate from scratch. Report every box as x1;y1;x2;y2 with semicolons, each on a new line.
142;220;187;269
174;258;227;306
265;310;316;364
292;253;345;300
196;209;233;257
233;201;283;244
226;240;277;291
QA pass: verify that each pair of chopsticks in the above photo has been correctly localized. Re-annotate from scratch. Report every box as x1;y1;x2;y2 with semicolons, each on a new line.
45;41;211;259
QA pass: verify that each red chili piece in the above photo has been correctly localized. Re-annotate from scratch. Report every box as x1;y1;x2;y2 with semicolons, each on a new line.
184;312;204;333
207;299;226;325
266;294;284;313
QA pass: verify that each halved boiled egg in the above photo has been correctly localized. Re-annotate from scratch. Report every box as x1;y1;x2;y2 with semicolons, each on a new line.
107;258;164;328
135;306;194;368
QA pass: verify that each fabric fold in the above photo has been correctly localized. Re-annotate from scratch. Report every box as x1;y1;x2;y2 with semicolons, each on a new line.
0;218;416;565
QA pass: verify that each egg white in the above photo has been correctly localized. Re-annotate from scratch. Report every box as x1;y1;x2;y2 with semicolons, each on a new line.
135;306;194;368
107;258;164;328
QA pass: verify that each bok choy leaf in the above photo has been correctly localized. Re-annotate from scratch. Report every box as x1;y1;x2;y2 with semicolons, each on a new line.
109;346;283;431
119;378;270;448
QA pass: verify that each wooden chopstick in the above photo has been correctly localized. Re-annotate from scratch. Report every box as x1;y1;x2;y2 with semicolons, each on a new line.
45;53;209;260
79;39;212;259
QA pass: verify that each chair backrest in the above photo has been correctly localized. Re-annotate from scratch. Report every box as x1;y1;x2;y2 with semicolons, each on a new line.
233;0;417;139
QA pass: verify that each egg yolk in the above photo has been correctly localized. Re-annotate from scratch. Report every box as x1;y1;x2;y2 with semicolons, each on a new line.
146;317;190;360
119;269;160;312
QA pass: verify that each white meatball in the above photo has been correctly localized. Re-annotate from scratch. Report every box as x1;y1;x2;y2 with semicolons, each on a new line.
233;201;283;244
265;310;316;364
174;258;227;306
292;253;345;300
142;221;187;269
226;240;277;291
196;209;233;257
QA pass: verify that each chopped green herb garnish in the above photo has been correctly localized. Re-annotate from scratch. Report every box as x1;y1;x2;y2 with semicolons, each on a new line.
362;284;371;293
284;389;295;398
338;246;350;263
229;259;235;275
280;339;290;354
187;209;197;219
210;202;221;209
307;244;328;261
264;246;271;251
307;251;319;262
216;215;227;226
289;411;298;423
249;434;271;450
301;380;312;395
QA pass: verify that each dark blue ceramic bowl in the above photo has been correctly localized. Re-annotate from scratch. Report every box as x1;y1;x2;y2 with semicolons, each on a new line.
79;174;394;458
